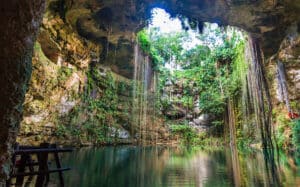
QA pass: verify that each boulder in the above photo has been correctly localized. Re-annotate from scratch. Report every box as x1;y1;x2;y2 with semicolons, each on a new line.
110;127;131;139
193;114;213;126
193;107;201;115
163;105;186;119
186;114;193;120
118;129;131;139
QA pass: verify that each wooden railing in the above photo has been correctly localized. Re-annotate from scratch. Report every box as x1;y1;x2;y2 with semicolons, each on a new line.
7;143;73;187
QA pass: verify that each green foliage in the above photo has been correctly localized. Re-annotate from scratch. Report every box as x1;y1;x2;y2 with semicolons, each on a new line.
137;29;151;52
170;123;197;145
290;101;300;112
182;45;210;69
227;40;247;96
56;124;67;137
274;112;292;149
169;122;224;146
137;29;189;69
117;81;128;94
292;119;300;151
180;96;194;109
199;90;225;114
58;66;73;82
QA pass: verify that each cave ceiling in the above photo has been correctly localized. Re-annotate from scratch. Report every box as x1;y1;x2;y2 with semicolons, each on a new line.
60;0;300;57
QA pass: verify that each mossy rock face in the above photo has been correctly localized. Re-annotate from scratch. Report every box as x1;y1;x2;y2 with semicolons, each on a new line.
17;2;96;145
19;37;136;146
267;23;300;152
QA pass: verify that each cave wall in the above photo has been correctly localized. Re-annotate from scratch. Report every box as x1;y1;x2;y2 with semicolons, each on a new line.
17;0;136;146
272;23;300;104
267;23;300;148
0;0;45;182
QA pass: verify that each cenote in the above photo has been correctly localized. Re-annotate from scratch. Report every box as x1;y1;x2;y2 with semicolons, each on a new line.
1;1;300;187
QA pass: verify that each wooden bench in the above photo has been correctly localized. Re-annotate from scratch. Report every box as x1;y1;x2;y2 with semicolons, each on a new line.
7;143;73;187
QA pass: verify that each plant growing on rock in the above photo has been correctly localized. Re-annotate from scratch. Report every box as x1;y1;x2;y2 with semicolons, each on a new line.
137;23;247;144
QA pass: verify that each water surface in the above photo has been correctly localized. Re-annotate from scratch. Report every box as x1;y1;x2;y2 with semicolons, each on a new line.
59;146;300;187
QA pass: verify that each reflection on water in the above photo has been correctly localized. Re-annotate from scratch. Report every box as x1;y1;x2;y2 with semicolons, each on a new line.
58;146;300;187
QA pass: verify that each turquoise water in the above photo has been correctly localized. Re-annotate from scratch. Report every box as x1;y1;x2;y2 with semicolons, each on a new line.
59;146;300;187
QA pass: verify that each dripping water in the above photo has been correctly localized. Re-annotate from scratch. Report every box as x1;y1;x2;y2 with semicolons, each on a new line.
243;37;273;149
132;44;139;139
277;60;291;113
132;44;158;144
244;37;280;186
227;98;242;187
227;36;280;186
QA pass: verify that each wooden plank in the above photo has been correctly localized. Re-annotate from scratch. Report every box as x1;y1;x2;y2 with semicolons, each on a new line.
16;161;39;166
8;143;73;186
15;154;28;185
15;148;73;154
35;143;50;187
18;145;40;149
6;150;17;186
10;168;71;177
27;154;35;185
52;144;65;187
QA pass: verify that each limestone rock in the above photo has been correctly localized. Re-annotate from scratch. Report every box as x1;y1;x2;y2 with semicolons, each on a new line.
193;114;213;126
163;105;186;119
270;24;300;104
193;107;201;115
110;127;131;139
186;114;194;120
